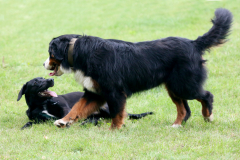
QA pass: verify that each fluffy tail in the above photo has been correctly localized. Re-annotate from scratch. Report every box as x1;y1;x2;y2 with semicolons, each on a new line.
194;8;233;52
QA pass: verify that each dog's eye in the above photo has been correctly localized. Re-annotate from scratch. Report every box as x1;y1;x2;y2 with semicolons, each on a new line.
34;81;38;85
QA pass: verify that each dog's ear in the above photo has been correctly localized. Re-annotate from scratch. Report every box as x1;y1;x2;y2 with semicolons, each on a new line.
17;83;27;101
52;38;64;61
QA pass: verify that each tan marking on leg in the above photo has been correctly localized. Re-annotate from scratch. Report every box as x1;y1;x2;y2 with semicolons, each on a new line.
165;86;186;126
110;105;127;130
64;98;105;121
54;98;105;128
172;100;186;126
197;99;213;122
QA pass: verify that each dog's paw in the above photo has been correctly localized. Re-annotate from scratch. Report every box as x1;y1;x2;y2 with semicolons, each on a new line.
21;122;33;130
171;124;182;128
54;119;73;128
204;114;213;122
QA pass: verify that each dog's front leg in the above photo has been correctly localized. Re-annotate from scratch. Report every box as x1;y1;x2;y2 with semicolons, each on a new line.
54;91;105;128
106;92;127;130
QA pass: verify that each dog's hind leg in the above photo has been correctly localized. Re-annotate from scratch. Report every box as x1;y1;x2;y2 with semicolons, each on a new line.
54;91;105;128
166;89;187;127
197;91;214;122
183;100;191;122
171;99;186;127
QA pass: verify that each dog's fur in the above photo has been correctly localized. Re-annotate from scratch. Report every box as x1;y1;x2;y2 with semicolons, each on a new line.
17;77;153;130
44;8;232;129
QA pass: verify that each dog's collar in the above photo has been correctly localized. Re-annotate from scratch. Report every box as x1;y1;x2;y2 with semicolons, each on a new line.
68;38;78;67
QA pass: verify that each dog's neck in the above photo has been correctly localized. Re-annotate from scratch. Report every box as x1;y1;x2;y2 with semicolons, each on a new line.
68;38;78;67
25;94;49;109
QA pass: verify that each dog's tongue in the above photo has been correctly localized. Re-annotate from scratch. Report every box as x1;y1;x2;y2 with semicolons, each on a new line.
49;72;55;76
46;91;58;97
49;66;57;76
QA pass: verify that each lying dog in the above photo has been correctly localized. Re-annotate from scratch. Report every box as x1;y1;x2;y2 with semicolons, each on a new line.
17;77;153;130
44;8;232;129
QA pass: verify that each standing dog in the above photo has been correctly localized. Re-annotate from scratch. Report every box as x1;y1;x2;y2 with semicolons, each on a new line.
44;8;232;129
17;77;153;129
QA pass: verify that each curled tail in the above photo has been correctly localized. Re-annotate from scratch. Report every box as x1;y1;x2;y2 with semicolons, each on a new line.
194;8;233;52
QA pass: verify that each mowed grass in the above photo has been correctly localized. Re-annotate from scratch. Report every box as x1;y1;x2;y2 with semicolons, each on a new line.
0;0;240;159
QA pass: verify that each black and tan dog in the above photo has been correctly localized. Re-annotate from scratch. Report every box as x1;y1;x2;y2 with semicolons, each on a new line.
17;77;153;130
43;8;232;129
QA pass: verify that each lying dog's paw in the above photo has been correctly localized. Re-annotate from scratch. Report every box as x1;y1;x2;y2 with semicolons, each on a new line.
54;119;73;128
21;122;33;130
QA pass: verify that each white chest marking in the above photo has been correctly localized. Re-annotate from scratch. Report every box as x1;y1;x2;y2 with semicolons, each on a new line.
42;110;56;118
60;65;72;74
74;70;96;93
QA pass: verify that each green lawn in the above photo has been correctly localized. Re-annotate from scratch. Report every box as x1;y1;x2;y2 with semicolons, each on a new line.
1;0;240;159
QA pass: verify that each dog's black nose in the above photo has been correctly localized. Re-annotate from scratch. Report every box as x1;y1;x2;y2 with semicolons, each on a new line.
43;63;45;66
47;78;54;82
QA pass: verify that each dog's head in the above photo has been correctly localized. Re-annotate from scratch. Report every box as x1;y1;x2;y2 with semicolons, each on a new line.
43;34;80;76
17;77;57;101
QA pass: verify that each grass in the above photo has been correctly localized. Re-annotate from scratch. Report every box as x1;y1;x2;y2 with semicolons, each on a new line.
1;0;240;159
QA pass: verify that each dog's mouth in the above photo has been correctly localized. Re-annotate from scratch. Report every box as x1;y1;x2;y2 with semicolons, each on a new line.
38;89;58;97
49;65;59;76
